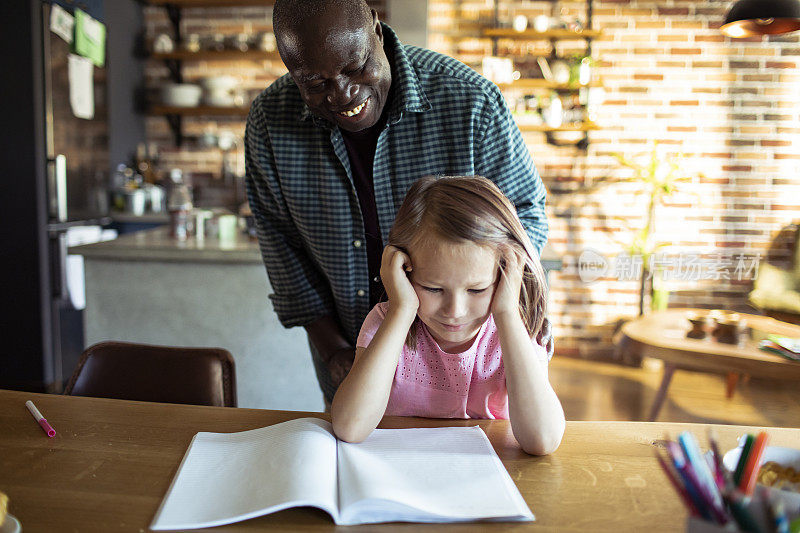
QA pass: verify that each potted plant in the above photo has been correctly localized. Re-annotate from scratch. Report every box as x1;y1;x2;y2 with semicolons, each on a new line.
611;142;695;314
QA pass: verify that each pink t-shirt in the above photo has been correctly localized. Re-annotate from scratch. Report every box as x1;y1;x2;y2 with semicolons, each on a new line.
356;302;549;420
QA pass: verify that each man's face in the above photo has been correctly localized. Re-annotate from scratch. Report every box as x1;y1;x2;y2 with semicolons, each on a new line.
278;9;392;132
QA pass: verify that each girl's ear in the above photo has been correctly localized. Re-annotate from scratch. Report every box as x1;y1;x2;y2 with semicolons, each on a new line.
403;259;413;278
402;254;413;273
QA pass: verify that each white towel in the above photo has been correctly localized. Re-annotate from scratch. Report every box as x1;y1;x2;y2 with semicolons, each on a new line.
65;226;117;309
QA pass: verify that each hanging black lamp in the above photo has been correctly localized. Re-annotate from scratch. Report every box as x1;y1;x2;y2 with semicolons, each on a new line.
721;0;800;37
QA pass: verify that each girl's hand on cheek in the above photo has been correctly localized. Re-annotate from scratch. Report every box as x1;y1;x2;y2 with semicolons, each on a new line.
491;245;524;319
381;245;419;316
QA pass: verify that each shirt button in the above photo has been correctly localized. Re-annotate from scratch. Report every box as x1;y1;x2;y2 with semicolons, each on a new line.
356;289;366;297
353;240;362;248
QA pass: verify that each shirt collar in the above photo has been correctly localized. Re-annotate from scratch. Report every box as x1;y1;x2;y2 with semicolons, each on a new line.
299;22;432;128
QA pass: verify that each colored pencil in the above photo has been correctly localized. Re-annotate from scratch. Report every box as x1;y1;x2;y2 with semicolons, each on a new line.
738;431;769;495
666;441;715;522
678;432;726;515
653;448;701;516
733;434;754;486
706;428;726;491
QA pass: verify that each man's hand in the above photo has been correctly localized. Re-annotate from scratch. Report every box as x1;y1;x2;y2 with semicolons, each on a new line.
304;315;356;394
326;347;356;388
537;317;554;359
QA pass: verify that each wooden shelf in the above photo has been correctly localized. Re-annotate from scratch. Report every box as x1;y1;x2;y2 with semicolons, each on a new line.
496;78;601;90
144;0;274;6
148;105;250;117
516;122;600;132
144;0;273;146
150;49;281;61
482;28;601;40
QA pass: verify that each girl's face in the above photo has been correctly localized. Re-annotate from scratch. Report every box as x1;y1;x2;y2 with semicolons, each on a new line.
408;238;498;353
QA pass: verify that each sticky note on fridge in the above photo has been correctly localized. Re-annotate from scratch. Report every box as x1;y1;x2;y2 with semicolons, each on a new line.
68;54;95;120
74;8;105;67
50;3;75;44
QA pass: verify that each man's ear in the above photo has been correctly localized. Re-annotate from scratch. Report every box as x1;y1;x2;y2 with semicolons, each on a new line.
372;9;383;43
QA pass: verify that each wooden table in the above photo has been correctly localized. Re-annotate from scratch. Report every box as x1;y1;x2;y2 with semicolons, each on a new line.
619;309;800;421
2;390;800;532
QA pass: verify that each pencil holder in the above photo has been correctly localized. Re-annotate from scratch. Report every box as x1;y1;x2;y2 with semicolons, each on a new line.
686;516;737;532
685;496;769;533
686;487;800;533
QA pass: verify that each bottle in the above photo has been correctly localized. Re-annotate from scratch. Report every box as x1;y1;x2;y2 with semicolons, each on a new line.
110;164;128;212
543;92;563;128
167;169;193;240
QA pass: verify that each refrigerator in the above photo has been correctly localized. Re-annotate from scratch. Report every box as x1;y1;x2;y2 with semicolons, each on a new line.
1;1;110;392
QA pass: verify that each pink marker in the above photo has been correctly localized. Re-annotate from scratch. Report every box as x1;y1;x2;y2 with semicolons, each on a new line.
26;400;56;437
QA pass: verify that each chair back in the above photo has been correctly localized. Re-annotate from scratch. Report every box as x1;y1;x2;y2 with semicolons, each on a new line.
64;341;237;407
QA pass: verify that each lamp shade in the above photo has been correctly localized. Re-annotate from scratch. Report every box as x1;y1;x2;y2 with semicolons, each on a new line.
721;0;800;37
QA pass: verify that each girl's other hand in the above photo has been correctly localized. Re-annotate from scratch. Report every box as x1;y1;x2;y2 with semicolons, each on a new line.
381;245;419;316
492;245;524;319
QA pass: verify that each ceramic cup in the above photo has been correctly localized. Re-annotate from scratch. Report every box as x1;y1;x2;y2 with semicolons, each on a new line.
218;214;238;246
686;311;707;339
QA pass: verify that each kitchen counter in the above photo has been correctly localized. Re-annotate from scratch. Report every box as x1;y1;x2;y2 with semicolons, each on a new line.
70;226;261;264
110;212;170;223
69;227;323;412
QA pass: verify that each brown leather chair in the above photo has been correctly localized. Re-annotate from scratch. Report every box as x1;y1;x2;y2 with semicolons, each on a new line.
64;341;237;407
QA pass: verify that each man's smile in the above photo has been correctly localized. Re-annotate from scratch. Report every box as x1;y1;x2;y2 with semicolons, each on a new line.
338;97;370;117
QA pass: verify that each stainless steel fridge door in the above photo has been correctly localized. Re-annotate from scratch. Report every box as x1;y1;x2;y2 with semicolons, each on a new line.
43;2;109;223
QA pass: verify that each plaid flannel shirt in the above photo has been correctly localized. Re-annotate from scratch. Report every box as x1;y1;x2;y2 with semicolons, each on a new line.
245;23;548;345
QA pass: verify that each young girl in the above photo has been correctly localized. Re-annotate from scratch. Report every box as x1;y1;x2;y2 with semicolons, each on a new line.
331;176;565;455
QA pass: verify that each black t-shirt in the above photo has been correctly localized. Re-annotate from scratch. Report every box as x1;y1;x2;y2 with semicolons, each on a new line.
341;114;388;307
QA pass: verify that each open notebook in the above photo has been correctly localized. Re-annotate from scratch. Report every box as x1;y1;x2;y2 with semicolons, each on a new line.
150;417;533;529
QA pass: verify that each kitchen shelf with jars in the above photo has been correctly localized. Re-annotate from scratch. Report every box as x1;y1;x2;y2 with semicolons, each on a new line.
443;0;603;149
141;0;281;146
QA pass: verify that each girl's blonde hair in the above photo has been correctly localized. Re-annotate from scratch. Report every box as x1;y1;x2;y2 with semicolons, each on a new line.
388;175;547;347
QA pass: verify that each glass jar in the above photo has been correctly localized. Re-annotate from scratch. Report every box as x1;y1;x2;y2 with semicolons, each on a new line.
183;34;201;53
167;169;194;240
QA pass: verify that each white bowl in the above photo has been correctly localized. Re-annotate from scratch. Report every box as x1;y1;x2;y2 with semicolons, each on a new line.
204;91;235;107
200;76;239;92
723;444;800;507
161;83;202;107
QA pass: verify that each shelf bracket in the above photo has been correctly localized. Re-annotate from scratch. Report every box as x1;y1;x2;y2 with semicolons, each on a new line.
164;5;183;82
492;0;499;56
577;133;590;151
545;131;590;151
165;113;184;147
162;5;185;143
166;5;182;44
587;0;594;56
165;58;183;83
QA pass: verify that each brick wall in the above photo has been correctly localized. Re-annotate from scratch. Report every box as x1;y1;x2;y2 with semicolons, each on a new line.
428;0;800;360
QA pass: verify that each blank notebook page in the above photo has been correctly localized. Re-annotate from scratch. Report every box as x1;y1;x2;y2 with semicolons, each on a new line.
336;425;533;523
151;418;338;530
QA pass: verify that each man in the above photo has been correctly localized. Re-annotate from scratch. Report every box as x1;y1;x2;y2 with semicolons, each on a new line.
245;0;550;405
